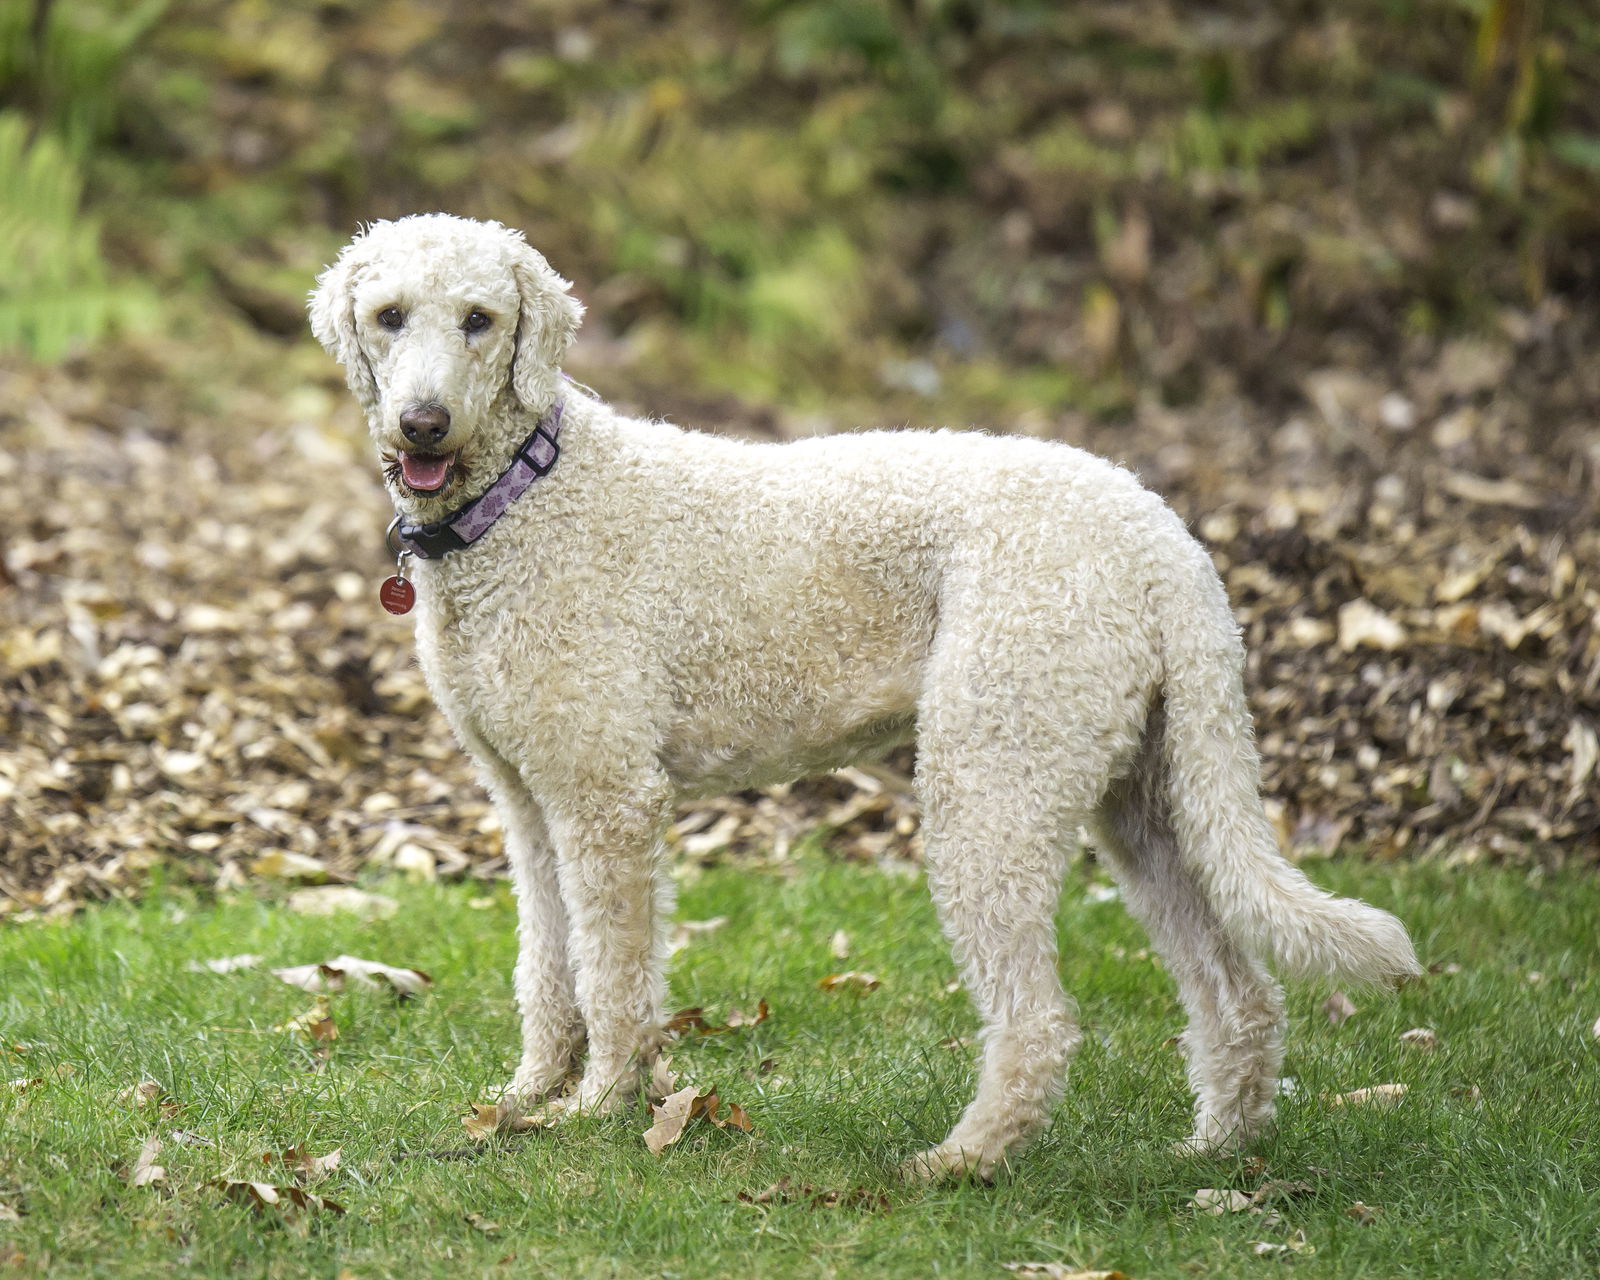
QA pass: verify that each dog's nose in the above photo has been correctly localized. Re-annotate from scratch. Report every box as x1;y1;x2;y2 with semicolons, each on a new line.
399;405;451;447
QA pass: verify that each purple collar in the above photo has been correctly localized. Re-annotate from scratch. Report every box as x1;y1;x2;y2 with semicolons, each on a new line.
387;400;564;560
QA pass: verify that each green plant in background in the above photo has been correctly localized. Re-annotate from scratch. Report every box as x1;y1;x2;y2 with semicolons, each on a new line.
0;0;163;360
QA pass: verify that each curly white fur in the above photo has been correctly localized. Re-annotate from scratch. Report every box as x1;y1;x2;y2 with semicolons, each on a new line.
311;214;1420;1181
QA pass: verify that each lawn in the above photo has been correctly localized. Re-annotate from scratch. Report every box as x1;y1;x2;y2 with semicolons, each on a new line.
1;856;1597;1279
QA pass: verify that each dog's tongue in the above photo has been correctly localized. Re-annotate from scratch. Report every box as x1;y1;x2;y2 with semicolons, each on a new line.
399;452;452;492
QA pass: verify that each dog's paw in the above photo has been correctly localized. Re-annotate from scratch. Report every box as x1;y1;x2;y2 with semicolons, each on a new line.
1169;1119;1250;1158
898;1142;999;1185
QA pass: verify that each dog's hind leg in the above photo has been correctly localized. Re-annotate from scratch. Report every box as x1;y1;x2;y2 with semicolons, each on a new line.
1093;702;1285;1153
902;787;1080;1179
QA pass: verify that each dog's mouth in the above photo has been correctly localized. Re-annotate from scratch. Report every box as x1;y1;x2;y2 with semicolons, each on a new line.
395;450;458;496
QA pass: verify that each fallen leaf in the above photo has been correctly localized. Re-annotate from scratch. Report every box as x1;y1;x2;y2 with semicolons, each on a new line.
644;1083;708;1155
1328;1084;1408;1108
285;887;398;919
1345;1201;1382;1225
464;1211;502;1234
642;1083;753;1154
649;1054;678;1102
118;1080;165;1109
1250;1230;1314;1258
126;1135;165;1188
1002;1268;1128;1280
1399;1027;1438;1053
274;996;339;1044
830;930;851;959
185;954;262;974
737;1178;888;1213
271;955;433;997
1191;1188;1254;1215
209;1178;345;1216
1251;1179;1314;1206
725;1001;769;1029
939;1036;974;1051
1323;991;1358;1026
269;1144;341;1184
462;1101;543;1141
666;916;729;954
818;971;880;993
0;1202;20;1223
665;999;768;1036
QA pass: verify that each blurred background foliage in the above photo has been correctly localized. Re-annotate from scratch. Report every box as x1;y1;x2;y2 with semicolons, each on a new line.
1;0;1598;417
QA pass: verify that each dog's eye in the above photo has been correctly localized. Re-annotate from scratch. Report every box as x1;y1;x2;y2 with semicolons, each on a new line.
462;310;492;334
377;307;404;331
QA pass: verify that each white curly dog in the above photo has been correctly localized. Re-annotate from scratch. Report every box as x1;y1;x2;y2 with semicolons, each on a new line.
311;214;1419;1180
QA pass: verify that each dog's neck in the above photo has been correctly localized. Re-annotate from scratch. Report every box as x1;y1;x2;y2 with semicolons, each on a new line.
387;390;567;560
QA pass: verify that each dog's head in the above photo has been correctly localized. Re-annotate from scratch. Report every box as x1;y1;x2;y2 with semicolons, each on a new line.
309;213;583;510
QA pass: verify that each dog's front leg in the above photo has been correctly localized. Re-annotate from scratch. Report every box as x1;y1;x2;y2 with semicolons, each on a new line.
543;780;675;1117
500;796;586;1110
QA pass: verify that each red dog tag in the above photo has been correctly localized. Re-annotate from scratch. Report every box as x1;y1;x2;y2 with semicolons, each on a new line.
379;575;416;615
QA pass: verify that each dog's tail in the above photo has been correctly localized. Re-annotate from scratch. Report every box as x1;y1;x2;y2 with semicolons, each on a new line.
1149;535;1420;987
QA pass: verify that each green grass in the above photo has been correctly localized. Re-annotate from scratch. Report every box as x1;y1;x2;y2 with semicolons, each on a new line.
2;858;1598;1279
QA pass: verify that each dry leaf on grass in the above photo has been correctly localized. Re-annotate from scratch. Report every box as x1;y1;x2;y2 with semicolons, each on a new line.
185;954;262;974
284;887;397;919
1345;1201;1382;1225
125;1135;166;1188
273;996;339;1044
7;1064;73;1095
818;971;880;993
209;1179;345;1216
1323;991;1358;1026
1190;1188;1254;1215
271;955;433;998
643;1084;754;1155
117;1080;165;1109
463;1211;502;1234
1327;1084;1408;1108
737;1178;889;1213
0;1202;21;1224
1001;1268;1128;1280
644;1085;709;1155
1251;1179;1314;1206
666;917;728;954
665;1000;769;1037
830;930;851;959
1250;1230;1314;1258
265;1144;341;1184
649;1054;679;1102
461;1101;544;1142
1399;1027;1439;1052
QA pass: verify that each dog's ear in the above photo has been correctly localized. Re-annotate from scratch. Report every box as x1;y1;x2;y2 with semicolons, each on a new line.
508;236;584;413
308;233;379;413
